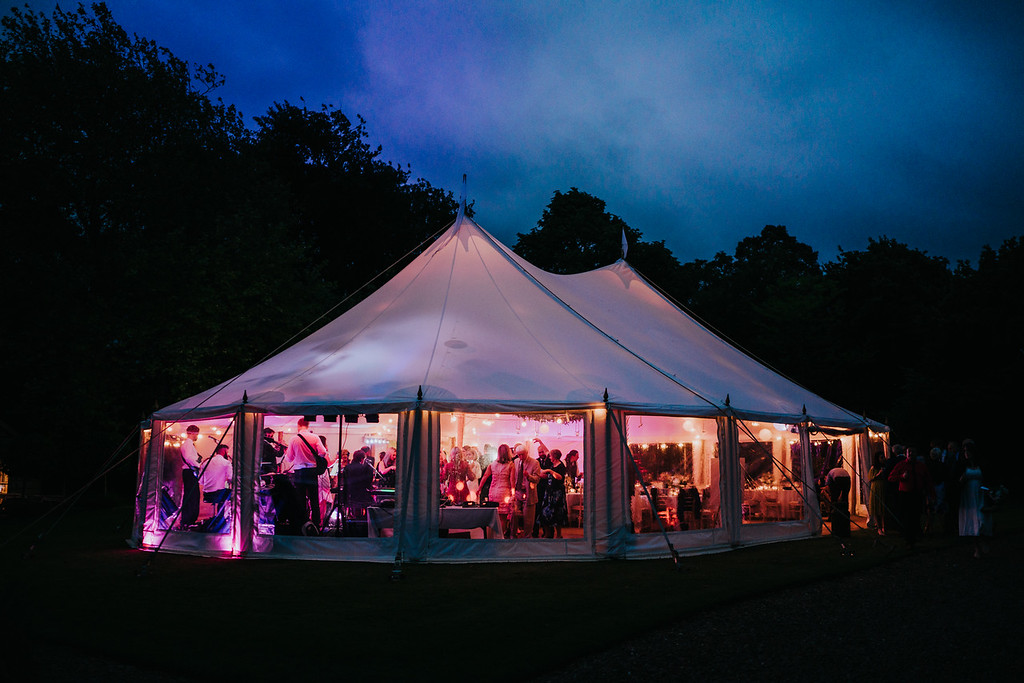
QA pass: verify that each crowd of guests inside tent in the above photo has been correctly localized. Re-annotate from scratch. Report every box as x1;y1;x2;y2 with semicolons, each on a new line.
164;416;1006;553
440;438;582;539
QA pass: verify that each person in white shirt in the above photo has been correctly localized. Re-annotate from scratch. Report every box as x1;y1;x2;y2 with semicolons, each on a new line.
200;444;233;511
179;425;203;527
282;418;328;532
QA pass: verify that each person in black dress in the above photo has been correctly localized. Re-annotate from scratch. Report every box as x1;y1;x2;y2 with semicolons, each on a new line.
538;449;569;538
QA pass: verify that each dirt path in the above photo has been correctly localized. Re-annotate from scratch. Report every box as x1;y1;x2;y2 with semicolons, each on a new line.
537;533;1023;681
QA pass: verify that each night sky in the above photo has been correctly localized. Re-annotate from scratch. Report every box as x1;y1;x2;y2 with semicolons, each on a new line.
22;1;1024;264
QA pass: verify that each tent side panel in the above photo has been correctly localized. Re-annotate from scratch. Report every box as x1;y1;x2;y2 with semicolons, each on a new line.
855;430;870;516
397;409;440;561
718;416;742;546
590;409;629;558
799;425;822;533
132;423;156;547
140;420;167;540
233;410;260;557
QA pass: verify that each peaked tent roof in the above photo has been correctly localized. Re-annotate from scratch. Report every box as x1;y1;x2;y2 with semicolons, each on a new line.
155;211;880;430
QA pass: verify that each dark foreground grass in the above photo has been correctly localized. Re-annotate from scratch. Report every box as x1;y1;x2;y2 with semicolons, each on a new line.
4;500;1021;681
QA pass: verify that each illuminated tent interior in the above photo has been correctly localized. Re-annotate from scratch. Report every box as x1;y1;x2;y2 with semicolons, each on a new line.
133;205;887;562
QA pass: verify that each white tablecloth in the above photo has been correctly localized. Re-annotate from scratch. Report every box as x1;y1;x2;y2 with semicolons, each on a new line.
367;506;503;538
631;491;678;530
742;488;803;520
566;492;584;525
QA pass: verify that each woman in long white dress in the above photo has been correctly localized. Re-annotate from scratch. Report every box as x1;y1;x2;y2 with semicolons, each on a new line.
958;442;985;557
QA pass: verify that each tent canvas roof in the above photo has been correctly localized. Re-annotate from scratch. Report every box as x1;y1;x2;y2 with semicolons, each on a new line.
155;211;878;430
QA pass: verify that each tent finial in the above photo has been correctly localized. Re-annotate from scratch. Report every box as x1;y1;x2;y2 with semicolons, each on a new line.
459;174;467;217
724;393;730;407
417;385;423;402
603;387;609;403
242;391;248;404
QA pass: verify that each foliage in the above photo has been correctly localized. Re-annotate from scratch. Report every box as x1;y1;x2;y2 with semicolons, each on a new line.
0;3;443;489
251;102;460;302
513;188;681;285
518;190;1022;465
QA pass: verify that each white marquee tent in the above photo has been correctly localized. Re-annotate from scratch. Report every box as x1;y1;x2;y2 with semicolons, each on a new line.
133;207;886;562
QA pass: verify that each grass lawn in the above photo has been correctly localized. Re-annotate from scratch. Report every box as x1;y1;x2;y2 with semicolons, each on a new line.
4;498;1021;681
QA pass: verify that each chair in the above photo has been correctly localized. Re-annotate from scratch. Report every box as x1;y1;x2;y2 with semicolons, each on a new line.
701;509;719;528
676;487;702;530
572;505;585;527
652;490;677;529
788;501;804;520
638;507;653;532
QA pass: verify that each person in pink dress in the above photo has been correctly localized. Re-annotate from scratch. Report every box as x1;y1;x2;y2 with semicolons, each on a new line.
479;444;515;537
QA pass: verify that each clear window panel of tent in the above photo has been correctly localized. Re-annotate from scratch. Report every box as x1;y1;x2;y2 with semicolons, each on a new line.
738;420;804;524
438;412;586;540
626;416;721;533
158;416;236;534
806;427;866;523
257;413;398;539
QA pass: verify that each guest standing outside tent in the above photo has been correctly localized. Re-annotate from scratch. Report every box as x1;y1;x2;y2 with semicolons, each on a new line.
959;440;988;557
825;463;852;539
881;445;905;536
179;425;203;527
867;451;886;534
926;447;946;533
943;440;964;536
888;446;934;548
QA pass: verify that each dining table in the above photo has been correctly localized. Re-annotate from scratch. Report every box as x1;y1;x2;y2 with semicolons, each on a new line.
742;487;803;520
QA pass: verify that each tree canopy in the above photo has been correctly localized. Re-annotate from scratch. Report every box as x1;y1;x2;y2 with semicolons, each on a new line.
0;3;457;491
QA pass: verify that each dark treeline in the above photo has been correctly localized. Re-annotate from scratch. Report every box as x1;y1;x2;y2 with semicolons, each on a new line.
1;3;1020;496
516;189;1023;486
